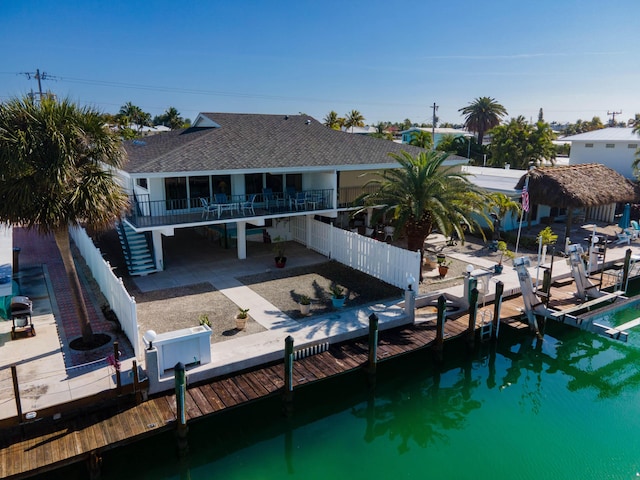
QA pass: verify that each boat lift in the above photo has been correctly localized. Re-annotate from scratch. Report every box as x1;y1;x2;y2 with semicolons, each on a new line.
513;251;629;342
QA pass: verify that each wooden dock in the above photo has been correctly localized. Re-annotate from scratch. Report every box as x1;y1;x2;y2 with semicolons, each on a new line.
0;272;621;479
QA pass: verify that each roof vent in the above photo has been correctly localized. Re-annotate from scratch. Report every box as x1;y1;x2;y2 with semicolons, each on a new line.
284;115;289;120
305;119;311;125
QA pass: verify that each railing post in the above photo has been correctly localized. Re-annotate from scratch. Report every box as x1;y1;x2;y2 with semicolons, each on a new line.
11;365;22;422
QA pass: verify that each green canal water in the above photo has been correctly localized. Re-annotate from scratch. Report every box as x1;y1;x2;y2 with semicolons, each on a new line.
62;320;640;480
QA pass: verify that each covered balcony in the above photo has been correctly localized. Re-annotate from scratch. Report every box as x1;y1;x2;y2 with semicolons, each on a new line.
125;188;334;229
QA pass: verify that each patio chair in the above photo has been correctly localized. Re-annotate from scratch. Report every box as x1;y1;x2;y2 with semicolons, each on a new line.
241;194;257;215
631;220;640;233
262;188;282;210
200;198;217;219
615;232;631;245
292;192;307;210
383;226;395;242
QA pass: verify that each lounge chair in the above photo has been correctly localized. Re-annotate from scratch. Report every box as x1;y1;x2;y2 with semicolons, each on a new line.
615;232;631;245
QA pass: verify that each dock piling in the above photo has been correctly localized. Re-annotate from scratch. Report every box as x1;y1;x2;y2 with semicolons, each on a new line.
467;288;479;349
367;313;379;387
492;281;504;341
283;335;294;416
433;295;447;362
174;362;189;457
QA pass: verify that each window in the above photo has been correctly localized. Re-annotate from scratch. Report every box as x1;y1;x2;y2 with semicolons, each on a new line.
629;144;638;149
606;144;615;149
189;176;210;207
165;177;187;210
135;178;148;189
585;143;593;148
244;173;263;195
286;173;302;192
212;175;231;195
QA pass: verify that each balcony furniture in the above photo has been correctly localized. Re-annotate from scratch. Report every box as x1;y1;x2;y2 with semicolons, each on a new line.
292;192;307;210
384;226;395;242
214;193;238;218
200;198;217;219
262;188;284;211
241;194;257;215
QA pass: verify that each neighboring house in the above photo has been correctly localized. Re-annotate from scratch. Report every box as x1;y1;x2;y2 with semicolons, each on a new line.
117;113;427;271
562;128;640;179
343;125;378;135
400;127;471;148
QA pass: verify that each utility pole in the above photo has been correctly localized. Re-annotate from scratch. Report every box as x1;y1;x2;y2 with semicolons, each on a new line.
431;102;438;150
607;110;622;126
19;69;56;101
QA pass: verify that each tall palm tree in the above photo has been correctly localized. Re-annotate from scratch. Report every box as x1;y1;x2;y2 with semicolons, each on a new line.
162;106;184;129
458;97;508;145
323;110;340;130
362;150;488;280
0;96;129;345
344;110;365;132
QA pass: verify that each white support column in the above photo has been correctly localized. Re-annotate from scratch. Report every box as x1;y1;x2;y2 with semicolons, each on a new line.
152;230;164;270
237;221;247;260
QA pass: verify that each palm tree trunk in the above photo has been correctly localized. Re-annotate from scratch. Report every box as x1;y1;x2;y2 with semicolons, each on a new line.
53;226;94;344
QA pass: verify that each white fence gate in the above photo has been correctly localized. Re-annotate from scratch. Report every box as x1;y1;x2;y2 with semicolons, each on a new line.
291;216;420;290
70;226;140;357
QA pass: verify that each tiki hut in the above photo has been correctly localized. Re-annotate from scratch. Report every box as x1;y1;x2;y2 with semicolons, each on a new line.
514;163;639;237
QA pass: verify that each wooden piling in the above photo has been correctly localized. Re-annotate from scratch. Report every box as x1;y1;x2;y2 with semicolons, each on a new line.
367;313;379;387
623;248;632;292
174;362;188;457
433;295;447;363
467;288;479;349
131;360;142;404
283;335;294;416
492;281;504;341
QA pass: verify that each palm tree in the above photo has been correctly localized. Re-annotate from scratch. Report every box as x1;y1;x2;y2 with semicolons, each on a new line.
118;101;151;133
160;106;184;129
362;150;488;280
0;96;129;345
323;110;340;130
458;97;508;145
409;130;433;149
488;193;522;239
344;110;365;132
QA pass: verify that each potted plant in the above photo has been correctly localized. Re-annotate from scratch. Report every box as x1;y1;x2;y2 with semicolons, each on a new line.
299;295;311;316
235;307;250;330
198;313;211;328
272;236;287;268
495;241;515;274
438;259;451;277
330;284;346;308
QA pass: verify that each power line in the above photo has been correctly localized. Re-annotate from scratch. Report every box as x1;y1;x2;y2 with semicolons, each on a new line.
607;110;622;126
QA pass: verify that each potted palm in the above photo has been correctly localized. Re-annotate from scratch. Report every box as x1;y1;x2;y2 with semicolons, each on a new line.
299;295;311;316
235;307;250;330
438;259;451;277
495;241;514;274
272;236;287;268
330;285;346;308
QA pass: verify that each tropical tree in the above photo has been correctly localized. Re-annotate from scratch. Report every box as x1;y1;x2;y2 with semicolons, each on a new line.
0;96;129;345
458;96;508;145
344;110;365;132
117;102;151;133
361;150;489;280
488;193;522;236
323;110;340;130
153;106;184;129
409;130;433;149
488;116;556;169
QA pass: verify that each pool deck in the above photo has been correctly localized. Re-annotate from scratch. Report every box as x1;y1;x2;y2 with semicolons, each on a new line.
1;224;639;478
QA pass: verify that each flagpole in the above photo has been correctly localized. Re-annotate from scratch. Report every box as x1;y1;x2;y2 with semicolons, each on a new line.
514;171;531;255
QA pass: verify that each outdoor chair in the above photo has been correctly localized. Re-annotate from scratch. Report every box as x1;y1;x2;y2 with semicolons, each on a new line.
200;198;217;219
262;188;283;211
384;226;395;242
615;232;631;245
631;220;640;233
292;192;307;210
241;194;257;215
214;193;237;218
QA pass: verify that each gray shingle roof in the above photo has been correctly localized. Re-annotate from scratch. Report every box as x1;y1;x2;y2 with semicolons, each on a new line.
122;113;427;174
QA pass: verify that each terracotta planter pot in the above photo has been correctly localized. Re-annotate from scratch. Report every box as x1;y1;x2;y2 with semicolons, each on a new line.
235;315;248;330
438;265;449;277
299;303;311;316
275;257;287;268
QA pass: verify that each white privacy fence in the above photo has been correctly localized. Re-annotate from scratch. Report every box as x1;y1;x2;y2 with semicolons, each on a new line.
70;226;140;357
292;217;420;290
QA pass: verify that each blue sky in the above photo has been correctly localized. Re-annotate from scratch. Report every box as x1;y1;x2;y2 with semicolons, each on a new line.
1;0;638;126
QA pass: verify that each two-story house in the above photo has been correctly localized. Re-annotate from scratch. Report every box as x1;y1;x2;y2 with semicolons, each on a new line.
116;112;426;274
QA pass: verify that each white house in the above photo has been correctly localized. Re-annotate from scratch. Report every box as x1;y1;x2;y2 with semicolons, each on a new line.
400;127;472;148
562;128;640;179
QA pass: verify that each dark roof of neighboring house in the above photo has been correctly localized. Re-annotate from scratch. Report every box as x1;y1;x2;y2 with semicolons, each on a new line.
122;113;427;174
514;163;639;208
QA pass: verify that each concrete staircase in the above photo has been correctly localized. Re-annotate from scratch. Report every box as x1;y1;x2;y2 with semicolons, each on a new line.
117;222;157;276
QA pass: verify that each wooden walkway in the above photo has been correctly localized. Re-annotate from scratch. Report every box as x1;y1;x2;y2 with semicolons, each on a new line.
0;272;618;478
0;314;472;479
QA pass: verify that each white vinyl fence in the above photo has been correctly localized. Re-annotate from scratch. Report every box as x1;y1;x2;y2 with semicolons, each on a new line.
70;226;140;357
292;217;420;290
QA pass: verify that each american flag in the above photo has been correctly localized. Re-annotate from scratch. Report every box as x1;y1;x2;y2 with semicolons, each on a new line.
522;185;529;212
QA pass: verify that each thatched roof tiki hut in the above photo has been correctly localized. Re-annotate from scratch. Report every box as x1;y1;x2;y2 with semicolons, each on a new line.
514;164;639;239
